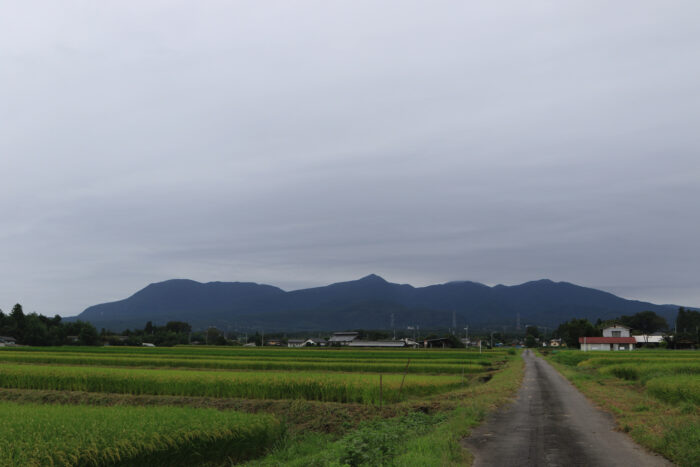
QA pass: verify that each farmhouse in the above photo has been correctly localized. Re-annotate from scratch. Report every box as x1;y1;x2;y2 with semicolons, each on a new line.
287;339;306;348
579;325;636;351
328;331;359;345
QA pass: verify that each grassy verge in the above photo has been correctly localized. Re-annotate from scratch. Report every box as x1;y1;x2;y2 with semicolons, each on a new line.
542;351;699;467
240;353;525;466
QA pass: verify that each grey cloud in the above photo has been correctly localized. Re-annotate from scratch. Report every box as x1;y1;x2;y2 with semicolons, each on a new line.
1;1;699;317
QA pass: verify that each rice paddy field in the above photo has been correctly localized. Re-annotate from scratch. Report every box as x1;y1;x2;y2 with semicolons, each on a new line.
0;345;518;466
545;349;700;466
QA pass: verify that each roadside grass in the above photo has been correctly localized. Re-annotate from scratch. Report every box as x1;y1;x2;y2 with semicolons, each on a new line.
543;351;699;467
0;401;283;466
241;353;525;466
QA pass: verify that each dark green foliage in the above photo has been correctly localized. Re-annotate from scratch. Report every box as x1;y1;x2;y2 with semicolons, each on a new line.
114;322;195;346
555;318;599;347
525;335;536;348
0;304;99;346
617;311;668;334
673;307;700;346
338;412;445;466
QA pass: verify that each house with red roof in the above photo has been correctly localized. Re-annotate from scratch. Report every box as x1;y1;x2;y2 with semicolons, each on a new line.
579;325;636;351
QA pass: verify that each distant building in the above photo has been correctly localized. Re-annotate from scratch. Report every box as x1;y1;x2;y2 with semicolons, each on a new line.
304;337;328;347
633;334;665;346
0;336;16;346
328;332;359;345
423;337;456;348
287;339;306;348
348;340;408;348
579;325;635;351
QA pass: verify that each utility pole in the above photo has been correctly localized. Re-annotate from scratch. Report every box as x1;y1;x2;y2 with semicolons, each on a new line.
391;313;395;340
464;326;469;346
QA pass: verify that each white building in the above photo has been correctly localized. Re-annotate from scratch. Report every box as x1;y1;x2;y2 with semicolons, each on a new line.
579;325;635;351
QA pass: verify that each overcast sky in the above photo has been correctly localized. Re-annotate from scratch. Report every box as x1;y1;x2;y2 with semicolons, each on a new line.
2;1;699;317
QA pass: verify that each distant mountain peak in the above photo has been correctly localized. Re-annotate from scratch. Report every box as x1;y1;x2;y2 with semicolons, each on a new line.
358;273;387;283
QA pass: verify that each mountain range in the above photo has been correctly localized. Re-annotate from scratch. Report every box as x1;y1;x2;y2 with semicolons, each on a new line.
71;275;683;333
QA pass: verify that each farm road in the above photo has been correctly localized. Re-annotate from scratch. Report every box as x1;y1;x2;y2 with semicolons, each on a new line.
463;350;671;466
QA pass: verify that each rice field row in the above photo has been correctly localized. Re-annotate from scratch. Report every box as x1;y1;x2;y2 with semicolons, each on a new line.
550;350;700;406
0;346;513;465
598;363;700;382
0;363;467;404
0;401;283;466
0;345;503;361
0;350;495;374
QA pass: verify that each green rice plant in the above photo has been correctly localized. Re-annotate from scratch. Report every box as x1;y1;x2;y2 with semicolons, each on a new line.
0;401;283;466
646;376;700;405
550;351;593;366
0;351;491;375
0;346;504;362
0;364;463;404
581;358;694;369
599;363;700;381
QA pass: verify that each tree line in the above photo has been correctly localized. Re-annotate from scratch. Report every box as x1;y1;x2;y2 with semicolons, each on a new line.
554;308;699;348
0;304;99;346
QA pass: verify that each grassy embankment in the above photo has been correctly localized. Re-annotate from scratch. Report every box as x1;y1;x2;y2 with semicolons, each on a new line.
542;350;699;467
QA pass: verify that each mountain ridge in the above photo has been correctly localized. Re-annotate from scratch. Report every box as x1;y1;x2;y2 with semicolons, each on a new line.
72;275;684;332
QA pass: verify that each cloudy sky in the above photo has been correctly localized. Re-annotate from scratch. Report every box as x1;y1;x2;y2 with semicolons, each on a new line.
2;1;699;317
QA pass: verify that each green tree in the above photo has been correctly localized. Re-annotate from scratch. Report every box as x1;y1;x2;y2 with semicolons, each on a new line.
619;311;668;336
22;314;48;346
675;307;700;346
555;318;599;348
165;321;191;334
77;322;100;345
10;304;25;325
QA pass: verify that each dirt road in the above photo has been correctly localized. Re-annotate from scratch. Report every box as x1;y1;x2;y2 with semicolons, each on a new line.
463;350;672;466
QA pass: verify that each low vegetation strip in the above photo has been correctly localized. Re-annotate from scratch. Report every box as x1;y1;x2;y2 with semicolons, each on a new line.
0;352;491;374
599;362;700;381
0;401;283;466
0;363;464;404
646;376;700;405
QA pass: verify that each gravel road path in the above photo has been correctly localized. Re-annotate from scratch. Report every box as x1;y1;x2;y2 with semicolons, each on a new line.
463;349;672;466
